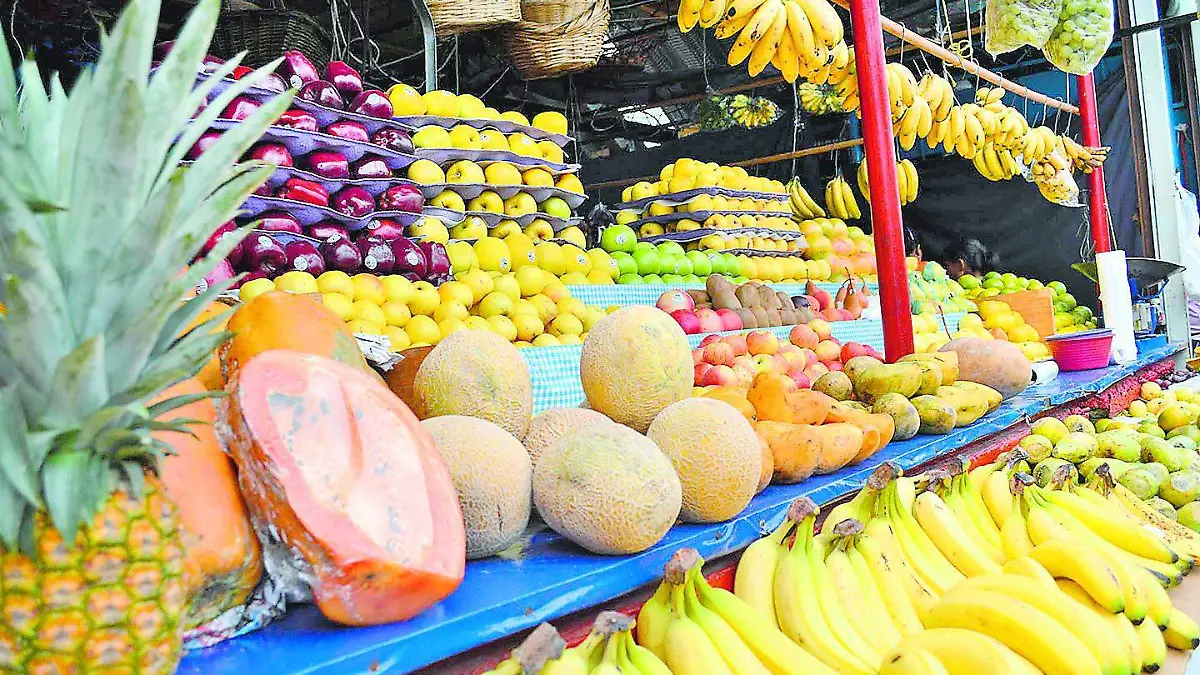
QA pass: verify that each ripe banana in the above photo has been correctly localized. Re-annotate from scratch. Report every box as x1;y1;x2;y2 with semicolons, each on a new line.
860;519;939;623
925;587;1105;675
899;159;918;204
1001;556;1057;588
1136;616;1167;673
1042;489;1180;565
826;521;901;653
717;0;771;38
678;0;704;31
542;628;603;675
794;0;843;48
783;1;816;58
1164;607;1200;650
1027;539;1127;615
1058;579;1145;674
637;582;673;657
890;628;1039;675
882;481;965;593
772;30;800;83
664;582;735;675
621;631;674;675
748;5;788;76
728;0;783;66
699;0;728;27
878;647;950;675
912;490;1003;577
807;531;884;669
683;573;773;675
734;518;790;627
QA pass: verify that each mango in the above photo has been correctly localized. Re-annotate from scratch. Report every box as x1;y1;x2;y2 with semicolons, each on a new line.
912;363;943;396
934;386;988;427
1050;431;1097;464
873;393;921;441
812;371;854;401
952;381;1002;412
899;352;959;384
844;355;884;383
912;395;957;435
853;362;924;401
1018;434;1054;463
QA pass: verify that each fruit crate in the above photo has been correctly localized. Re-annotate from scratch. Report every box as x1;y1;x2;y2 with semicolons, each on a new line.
993;288;1055;338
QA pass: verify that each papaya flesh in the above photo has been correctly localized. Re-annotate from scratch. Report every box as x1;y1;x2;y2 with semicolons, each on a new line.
747;372;834;425
827;403;895;464
813;423;866;474
220;350;465;626
754;421;823;484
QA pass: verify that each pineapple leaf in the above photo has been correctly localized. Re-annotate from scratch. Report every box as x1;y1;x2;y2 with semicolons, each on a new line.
94;426;150;459
114;327;230;405
41;448;95;544
0;383;39;506
40;335;110;429
0;481;30;551
0;14;16;145
2;275;70;400
154;289;234;362
76;406;137;451
148;390;225;419
121;461;145;498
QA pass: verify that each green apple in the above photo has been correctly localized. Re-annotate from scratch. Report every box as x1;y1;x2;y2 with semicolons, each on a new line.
611;251;638;276
681;273;701;283
676;256;694;276
707;252;727;275
662;274;684;284
632;248;661;275
657;241;686;258
1028;279;1045;290
687;251;712;276
600;225;637;253
724;253;741;277
643;273;664;284
1048;280;1067;296
618;273;644;284
732;275;749;284
539;196;572;219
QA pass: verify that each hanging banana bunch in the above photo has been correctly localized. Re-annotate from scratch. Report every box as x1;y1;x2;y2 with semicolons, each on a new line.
728;94;782;128
788;177;826;218
711;0;849;81
797;82;847;115
856;158;919;206
825;174;861;220
1061;135;1110;173
972;142;1023;182
677;0;730;33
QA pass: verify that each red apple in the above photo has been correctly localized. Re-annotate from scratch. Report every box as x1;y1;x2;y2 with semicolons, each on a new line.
695;308;724;334
732;355;758;373
804;363;830;381
703;341;736;367
732;366;755;389
701;364;737;387
799;347;819;367
657;289;695;314
791;372;812;389
699;334;722;348
814;339;842;363
746;330;780;356
841;342;875;362
692;348;706;366
715;308;743;331
771;354;791;373
825;360;845;372
778;348;804;369
724;334;749;356
671;309;701;334
694;362;713;385
808;318;832;340
789;324;820;349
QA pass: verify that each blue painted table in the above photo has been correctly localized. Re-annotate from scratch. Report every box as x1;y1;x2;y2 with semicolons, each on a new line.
178;342;1182;675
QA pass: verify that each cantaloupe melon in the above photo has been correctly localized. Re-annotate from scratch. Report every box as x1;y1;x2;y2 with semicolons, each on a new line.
414;330;534;438
534;423;681;554
422;416;532;559
579;307;692;433
646;398;760;523
523;407;613;467
940;337;1031;399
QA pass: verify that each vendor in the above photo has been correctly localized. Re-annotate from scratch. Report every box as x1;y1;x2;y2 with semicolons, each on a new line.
942;237;999;278
905;226;923;260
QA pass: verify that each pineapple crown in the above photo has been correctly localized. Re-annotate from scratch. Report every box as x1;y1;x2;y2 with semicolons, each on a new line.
0;0;293;553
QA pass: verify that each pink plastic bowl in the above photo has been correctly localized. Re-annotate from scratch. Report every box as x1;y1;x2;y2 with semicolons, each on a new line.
1045;328;1113;371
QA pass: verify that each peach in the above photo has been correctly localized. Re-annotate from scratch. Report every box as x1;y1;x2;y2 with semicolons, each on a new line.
799;348;819;368
692;348;706;366
840;342;875;362
731;366;755;389
791;372;812;389
746;330;780;356
804;363;829;381
724;334;748;356
702;341;736;367
695;307;724;334
808;319;832;340
825;360;845;372
789;324;820;349
700;364;737;387
778;349;805;369
814;339;842;363
715;308;743;331
694;362;712;385
699;333;722;347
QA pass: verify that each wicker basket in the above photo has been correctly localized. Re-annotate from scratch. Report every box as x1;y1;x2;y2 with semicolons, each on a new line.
211;4;332;73
504;0;610;80
428;0;522;37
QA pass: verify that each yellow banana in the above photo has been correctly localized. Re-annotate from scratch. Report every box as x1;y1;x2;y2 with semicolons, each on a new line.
717;5;759;39
1058;580;1145;674
892;627;1044;675
947;107;965;143
794;0;843;47
783;1;816;59
1001;496;1035;560
853;529;926;634
883;482;965;593
825;177;845;219
719;0;771;31
542;630;603;675
1027;538;1127;615
664;583;735;675
912;491;1003;577
694;568;842;675
925;587;1105;675
826;522;900;653
830;41;850;70
840;178;860;219
981;466;1012;527
699;0;728;27
1136;617;1166;673
1106;482;1200;564
983;145;1004;179
622;631;674;675
900;159;918;203
915;100;933;139
593;629;624;675
678;0;704;31
1164;607;1200;650
637;582;673;658
727;0;782;65
772;30;800;83
951;574;1130;675
748;4;788;76
878;647;949;675
734;518;790;628
808;532;883;669
1001;556;1057;588
1043;489;1179;565
683;573;773;675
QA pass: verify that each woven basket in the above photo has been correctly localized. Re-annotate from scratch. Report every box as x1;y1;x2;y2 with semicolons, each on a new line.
211;4;332;73
504;0;610;80
428;0;522;37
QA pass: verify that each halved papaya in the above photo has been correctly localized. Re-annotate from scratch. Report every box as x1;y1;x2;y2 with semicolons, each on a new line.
813;423;866;474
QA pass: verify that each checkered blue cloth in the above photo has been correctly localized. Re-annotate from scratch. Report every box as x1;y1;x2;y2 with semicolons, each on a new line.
564;282;876;308
517;313;964;414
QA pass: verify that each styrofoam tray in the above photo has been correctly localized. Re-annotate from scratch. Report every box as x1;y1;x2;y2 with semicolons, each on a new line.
415;147;579;175
626;210;790;226
195;162;427;201
614;186;788;210
239;194;463;231
420;182;586;208
394;114;572;147
437;209;582;231
207;120;417;170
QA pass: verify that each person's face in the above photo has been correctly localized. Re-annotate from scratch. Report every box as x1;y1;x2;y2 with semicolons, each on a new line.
946;258;968;278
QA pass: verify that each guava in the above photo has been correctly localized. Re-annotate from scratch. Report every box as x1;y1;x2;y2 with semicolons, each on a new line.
1051;432;1097;464
1147;497;1177;520
1033;458;1076;487
1178;502;1200;534
1063;414;1096;434
1118;467;1161;500
1145;439;1188;473
1018;435;1054;463
1097;431;1142;463
1142;462;1170;485
1030;417;1070;445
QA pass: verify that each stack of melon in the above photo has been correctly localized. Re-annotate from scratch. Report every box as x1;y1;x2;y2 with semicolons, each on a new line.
410;307;780;557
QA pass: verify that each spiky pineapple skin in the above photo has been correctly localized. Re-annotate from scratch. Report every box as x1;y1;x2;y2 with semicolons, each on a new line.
0;477;192;674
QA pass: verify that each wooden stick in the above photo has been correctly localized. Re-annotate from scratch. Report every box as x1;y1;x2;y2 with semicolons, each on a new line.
828;0;1080;114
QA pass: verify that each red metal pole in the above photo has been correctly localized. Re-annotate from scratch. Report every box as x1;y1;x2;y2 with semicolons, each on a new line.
849;0;913;360
1077;73;1111;254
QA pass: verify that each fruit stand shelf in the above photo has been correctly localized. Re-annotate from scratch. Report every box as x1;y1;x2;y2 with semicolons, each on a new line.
177;340;1184;675
563;282;877;307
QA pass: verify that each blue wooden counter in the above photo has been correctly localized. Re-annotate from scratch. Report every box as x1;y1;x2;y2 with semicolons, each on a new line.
177;341;1182;675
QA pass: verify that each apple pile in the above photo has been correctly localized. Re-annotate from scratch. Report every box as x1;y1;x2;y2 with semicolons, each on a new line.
692;323;881;391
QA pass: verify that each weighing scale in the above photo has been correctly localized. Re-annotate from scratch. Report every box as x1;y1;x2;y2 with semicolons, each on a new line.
1072;257;1185;336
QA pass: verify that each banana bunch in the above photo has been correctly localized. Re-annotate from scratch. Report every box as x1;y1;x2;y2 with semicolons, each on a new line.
857;158;919;205
787;176;826;218
806;41;854;87
797;82;846;115
728;94;781;128
639;547;837;675
825;174;860;219
972;143;1023;182
480;623;565;675
678;0;729;32
1062;135;1111;173
714;0;848;81
1030;151;1081;204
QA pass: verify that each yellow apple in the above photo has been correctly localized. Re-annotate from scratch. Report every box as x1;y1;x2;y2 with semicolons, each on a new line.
558;226;585;248
676;219;701;232
387;83;426;115
534;241;565;274
456;94;486;119
422;90;460;117
629;181;657;200
522;168;555;188
639;222;665;238
474;237;512;273
538;141;565;164
409;216;449;244
479;129;509;151
446;160;485;184
615;209;639;225
505;232;538;268
555;173;584;194
467;190;505;213
647;201;674;217
484;162;522;186
491;220;523;239
668;175;695;193
412;125;451;149
406;159;446;184
507;132;540;157
478;107;502;120
504;192;538;217
447;124;483;150
532;111;569;135
430;189;466;211
525;218;555;242
450;214;489;240
659;165;675;181
445;240;477;273
500;110;530;126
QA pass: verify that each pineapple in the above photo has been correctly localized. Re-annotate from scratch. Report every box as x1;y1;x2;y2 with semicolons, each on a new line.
0;0;292;672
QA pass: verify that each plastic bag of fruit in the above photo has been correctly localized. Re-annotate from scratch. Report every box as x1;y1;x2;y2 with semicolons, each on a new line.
1042;0;1114;74
1035;167;1081;206
984;0;1062;55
